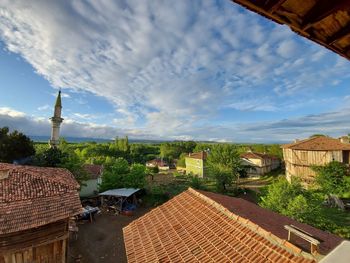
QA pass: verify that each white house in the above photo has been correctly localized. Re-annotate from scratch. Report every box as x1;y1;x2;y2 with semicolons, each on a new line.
80;164;103;197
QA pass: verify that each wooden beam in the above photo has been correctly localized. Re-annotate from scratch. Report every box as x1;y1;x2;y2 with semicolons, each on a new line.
264;0;287;13
302;0;350;30
284;225;320;245
327;23;350;45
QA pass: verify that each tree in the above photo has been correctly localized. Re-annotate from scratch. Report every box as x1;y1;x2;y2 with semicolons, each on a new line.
260;178;303;213
34;147;63;167
207;144;242;192
260;178;323;224
59;151;89;186
313;161;350;196
176;153;187;167
99;158;129;192
126;164;147;188
283;195;320;223
0;127;35;163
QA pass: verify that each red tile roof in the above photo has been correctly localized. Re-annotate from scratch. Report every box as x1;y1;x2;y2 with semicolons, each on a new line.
282;136;350;151
83;164;103;179
0;163;82;234
199;190;343;255
240;151;279;160
187;151;207;160
123;188;333;263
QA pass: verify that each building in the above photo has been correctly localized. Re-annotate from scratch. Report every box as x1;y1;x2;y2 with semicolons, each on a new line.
80;164;103;197
185;151;207;177
240;151;281;177
146;159;169;171
49;90;63;148
0;163;82;263
123;188;343;262
282;136;350;185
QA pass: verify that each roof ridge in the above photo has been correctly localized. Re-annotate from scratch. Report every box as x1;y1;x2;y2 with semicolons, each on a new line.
0;164;78;188
187;188;316;261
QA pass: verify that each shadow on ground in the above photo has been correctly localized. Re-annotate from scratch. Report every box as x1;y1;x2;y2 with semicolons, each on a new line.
69;207;151;263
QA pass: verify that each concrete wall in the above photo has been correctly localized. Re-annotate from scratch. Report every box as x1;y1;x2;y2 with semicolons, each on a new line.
185;157;205;178
80;178;100;197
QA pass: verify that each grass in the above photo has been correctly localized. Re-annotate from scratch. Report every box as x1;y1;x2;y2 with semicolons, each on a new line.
316;206;350;239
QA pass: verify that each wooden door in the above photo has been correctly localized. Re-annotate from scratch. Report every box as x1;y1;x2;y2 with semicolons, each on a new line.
343;151;350;164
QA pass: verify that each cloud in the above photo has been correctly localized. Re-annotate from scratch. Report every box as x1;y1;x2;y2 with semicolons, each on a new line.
1;105;350;143
37;105;50;111
0;107;152;139
0;107;25;117
0;1;349;140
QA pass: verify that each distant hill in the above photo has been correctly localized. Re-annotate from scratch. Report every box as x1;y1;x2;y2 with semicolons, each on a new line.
29;135;167;144
30;135;113;143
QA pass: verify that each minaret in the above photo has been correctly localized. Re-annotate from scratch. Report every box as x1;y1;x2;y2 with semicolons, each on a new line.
49;90;64;148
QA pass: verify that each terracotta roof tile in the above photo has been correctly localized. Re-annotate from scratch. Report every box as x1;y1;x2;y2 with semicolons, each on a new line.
241;152;272;160
0;163;82;234
187;151;208;160
83;164;103;179
281;136;350;151
198;190;343;255
123;188;318;263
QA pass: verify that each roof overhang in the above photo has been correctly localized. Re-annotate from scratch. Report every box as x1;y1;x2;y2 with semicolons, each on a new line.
99;188;140;197
231;0;350;61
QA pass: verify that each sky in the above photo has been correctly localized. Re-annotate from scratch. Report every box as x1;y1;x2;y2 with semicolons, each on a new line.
0;0;349;143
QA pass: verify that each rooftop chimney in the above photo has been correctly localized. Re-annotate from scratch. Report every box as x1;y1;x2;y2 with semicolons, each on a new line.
294;139;300;143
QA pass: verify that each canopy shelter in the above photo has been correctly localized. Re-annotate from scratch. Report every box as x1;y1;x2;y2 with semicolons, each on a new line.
231;0;350;62
99;188;140;211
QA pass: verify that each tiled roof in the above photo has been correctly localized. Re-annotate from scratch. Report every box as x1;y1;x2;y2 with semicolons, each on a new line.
281;136;350;151
83;164;103;179
187;151;207;160
200;190;343;255
123;188;328;263
240;152;278;160
0;163;82;234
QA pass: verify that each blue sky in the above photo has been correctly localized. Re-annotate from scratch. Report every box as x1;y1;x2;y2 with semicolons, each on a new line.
0;0;349;143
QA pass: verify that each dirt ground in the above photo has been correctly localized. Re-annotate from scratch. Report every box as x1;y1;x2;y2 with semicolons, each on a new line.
68;207;152;263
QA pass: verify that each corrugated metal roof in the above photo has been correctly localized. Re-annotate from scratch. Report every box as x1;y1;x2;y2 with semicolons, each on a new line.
99;188;140;197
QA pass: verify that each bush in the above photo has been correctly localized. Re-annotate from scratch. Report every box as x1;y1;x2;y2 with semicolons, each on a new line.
143;186;169;207
189;175;203;190
313;161;350;196
260;177;303;213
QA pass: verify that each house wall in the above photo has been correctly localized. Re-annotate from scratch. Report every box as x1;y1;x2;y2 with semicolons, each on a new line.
283;149;342;184
185;157;205;178
243;157;280;177
80;178;100;197
0;220;68;263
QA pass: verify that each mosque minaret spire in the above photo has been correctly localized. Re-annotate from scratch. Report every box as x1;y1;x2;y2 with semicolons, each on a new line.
49;90;63;148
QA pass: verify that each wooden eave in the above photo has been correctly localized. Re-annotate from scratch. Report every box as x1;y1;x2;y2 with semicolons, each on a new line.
231;0;350;61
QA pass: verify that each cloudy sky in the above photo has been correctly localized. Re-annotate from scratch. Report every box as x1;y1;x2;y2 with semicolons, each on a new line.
0;0;349;143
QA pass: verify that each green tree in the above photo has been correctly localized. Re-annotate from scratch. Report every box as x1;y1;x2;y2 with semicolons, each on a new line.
126;164;147;188
0;127;35;163
313;161;350;196
99;158;130;192
59;151;89;186
283;195;320;223
176;153;187;167
34;147;63;167
207;144;242;192
260;178;303;212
